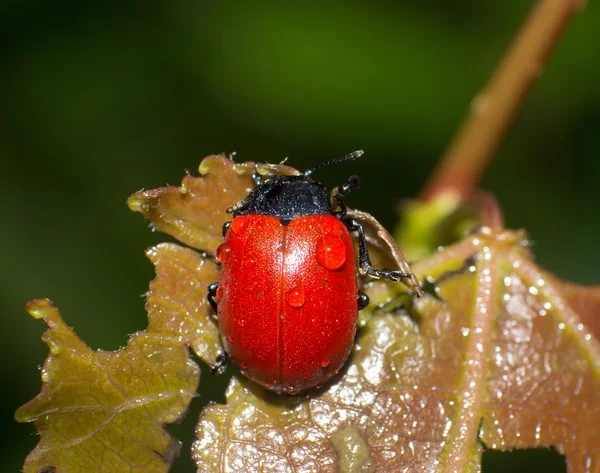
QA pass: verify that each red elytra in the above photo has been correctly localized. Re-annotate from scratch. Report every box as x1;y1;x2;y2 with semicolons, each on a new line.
217;214;357;394
207;151;420;395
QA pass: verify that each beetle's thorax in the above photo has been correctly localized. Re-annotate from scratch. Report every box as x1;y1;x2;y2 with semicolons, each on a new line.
235;175;332;223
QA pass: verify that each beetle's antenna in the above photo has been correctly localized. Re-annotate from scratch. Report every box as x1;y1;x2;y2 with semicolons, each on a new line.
304;150;364;177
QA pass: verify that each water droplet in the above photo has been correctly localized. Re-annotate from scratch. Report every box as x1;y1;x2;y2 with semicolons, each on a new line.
237;319;245;327
583;453;596;473
241;361;247;369
231;217;249;233
216;287;224;299
243;257;256;268
216;243;231;263
286;386;298;395
335;319;341;331
286;285;306;308
316;235;346;270
321;359;330;368
229;336;235;343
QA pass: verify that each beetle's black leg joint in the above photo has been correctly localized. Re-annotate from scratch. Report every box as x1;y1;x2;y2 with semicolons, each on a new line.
222;221;232;237
211;352;230;375
207;282;219;314
345;218;411;282
331;175;360;217
342;175;361;194
357;290;370;310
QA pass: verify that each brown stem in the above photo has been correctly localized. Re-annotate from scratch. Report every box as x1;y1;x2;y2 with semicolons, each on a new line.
420;0;583;202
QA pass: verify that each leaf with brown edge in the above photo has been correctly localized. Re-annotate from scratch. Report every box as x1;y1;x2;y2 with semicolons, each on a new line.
193;228;600;473
145;242;222;369
128;155;299;254
15;299;200;473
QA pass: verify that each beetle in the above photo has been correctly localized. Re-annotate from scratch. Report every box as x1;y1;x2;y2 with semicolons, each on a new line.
207;151;421;394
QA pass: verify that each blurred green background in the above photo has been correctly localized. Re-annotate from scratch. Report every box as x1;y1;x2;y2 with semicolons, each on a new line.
2;1;597;472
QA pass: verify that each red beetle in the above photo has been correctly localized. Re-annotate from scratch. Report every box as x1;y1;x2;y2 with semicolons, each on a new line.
208;151;420;394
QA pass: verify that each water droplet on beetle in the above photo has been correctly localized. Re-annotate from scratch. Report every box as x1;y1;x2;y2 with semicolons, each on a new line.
243;257;256;268
229;336;235;343
231;217;249;233
216;243;231;263
316;235;346;270
216;287;224;299
286;386;298;395
286;286;306;308
321;359;330;368
241;361;247;369
237;319;245;327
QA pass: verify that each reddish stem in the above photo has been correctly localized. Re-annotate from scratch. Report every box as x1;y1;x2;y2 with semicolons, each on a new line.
420;0;583;202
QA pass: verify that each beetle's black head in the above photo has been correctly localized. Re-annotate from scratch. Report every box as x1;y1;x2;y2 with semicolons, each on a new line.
234;175;331;223
231;151;364;224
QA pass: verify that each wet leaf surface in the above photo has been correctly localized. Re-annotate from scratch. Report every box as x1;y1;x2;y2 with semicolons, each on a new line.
145;243;221;368
15;299;200;473
128;155;298;255
193;225;600;473
17;157;600;473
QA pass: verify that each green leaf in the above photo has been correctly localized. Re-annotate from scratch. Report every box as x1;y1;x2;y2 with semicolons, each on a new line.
15;299;200;473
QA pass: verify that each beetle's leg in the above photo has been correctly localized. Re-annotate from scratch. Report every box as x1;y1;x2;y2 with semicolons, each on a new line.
207;282;230;374
211;352;230;375
331;175;361;218
346;208;423;296
252;163;263;185
222;221;232;237
345;218;411;282
207;282;219;314
357;290;370;310
226;195;252;214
